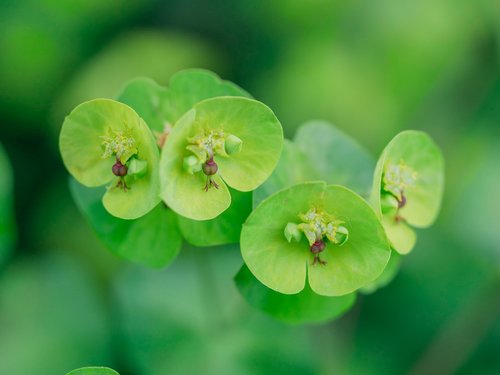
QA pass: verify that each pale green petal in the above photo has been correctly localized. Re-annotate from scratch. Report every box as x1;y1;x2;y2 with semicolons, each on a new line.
241;182;326;294
307;185;391;296
382;216;417;255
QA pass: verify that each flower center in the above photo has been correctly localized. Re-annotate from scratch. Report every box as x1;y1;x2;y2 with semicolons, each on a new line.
183;129;242;191
381;160;417;220
101;128;137;162
100;128;147;191
382;160;417;202
284;207;349;266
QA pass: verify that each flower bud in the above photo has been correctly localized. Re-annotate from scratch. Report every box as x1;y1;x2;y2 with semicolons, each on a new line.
183;155;202;175
284;222;302;243
112;160;128;177
127;158;148;178
380;194;399;215
224;134;243;155
335;226;349;246
202;158;218;176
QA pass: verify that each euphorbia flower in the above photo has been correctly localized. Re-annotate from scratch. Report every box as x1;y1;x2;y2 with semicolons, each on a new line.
241;182;391;296
160;97;283;220
60;99;160;219
371;130;445;254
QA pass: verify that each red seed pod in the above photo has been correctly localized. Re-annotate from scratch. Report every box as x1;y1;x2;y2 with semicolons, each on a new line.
310;239;326;254
112;160;128;177
202;158;218;176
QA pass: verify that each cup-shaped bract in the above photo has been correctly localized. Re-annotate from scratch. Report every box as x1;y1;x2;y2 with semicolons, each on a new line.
60;99;160;219
371;130;444;254
235;265;356;324
160;97;283;220
241;182;391;296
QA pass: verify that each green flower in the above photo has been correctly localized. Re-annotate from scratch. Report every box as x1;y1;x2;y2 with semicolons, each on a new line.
241;182;391;296
59;99;160;219
371;130;445;254
160;97;283;220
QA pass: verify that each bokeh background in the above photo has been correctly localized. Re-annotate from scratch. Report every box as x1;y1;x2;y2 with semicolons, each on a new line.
1;1;499;374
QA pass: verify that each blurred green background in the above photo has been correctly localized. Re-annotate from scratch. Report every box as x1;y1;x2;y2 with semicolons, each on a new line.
0;1;499;374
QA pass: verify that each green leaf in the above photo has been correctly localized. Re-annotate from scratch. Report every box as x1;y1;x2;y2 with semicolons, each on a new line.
253;121;374;208
0;143;15;264
360;250;401;294
235;265;356;324
160;97;283;220
294;121;375;195
116;70;250;135
116;77;169;133
66;367;119;375
371;130;444;253
60;99;161;219
253;140;315;208
162;69;251;124
241;182;391;296
70;178;181;268
178;188;252;246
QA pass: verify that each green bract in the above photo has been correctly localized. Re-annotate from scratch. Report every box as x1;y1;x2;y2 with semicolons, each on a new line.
241;182;391;296
160;97;283;220
235;265;356;324
60;99;160;219
70;178;181;268
254;121;374;207
371;130;444;254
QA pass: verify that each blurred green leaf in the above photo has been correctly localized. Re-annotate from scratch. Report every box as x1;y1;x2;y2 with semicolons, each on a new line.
0;0;151;124
67;367;119;375
235;265;356;324
114;247;319;375
294;120;375;195
178;188;252;247
0;143;15;265
360;250;401;294
116;78;170;133
70;178;181;268
254;121;374;207
161;69;251;124
253;140;314;207
0;252;112;375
